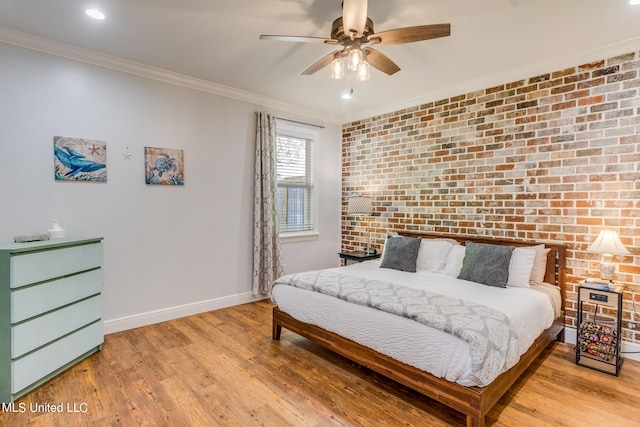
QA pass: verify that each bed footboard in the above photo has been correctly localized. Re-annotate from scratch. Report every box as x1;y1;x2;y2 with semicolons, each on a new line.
272;306;564;427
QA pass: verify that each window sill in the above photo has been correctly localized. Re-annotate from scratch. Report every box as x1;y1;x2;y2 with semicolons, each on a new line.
280;232;319;243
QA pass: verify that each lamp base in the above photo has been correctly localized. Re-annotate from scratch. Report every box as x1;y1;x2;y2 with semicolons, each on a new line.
363;247;377;255
600;255;615;281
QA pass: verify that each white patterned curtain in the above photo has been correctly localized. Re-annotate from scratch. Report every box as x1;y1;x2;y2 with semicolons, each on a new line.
253;112;284;296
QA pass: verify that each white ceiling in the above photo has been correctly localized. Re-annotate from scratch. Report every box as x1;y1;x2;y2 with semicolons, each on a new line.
1;0;640;124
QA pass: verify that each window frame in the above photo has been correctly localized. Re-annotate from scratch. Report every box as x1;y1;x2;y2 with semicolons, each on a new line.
275;120;319;241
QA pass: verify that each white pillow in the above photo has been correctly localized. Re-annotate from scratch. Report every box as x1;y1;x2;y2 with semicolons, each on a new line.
506;247;537;288
529;244;551;286
438;245;466;277
416;239;454;271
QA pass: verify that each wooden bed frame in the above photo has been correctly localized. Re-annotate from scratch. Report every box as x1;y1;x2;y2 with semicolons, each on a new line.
272;232;566;427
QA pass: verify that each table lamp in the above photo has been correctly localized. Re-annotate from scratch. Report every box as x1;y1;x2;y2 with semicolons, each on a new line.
347;196;375;254
587;229;630;282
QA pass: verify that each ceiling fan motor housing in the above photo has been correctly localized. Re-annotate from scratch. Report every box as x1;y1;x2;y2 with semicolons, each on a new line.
331;17;375;43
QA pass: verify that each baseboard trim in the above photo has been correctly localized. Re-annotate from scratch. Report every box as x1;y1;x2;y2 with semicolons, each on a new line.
103;293;268;334
106;311;640;362
564;326;640;362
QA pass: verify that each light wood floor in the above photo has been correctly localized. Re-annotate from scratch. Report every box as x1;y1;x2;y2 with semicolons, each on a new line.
3;300;640;426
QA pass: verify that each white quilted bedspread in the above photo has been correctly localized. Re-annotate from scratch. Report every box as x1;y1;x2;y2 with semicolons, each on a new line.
271;260;559;387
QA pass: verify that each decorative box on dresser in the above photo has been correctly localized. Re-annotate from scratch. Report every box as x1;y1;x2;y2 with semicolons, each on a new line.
0;237;104;403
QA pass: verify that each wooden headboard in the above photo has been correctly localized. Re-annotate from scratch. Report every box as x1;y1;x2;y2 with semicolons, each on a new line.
399;231;567;310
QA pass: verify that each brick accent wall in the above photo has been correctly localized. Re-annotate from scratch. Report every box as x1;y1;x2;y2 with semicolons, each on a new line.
342;50;640;344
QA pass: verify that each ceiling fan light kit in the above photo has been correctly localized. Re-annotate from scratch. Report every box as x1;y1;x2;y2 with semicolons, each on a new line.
328;45;369;81
260;0;450;82
357;60;370;81
348;48;363;71
331;55;345;79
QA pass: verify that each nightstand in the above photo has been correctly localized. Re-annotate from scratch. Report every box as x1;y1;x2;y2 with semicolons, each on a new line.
576;283;624;376
339;251;381;266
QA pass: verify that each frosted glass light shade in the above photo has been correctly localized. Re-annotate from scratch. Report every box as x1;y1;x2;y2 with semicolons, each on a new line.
342;0;367;37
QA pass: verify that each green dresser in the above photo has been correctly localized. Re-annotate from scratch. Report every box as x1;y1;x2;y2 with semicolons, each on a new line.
0;237;104;403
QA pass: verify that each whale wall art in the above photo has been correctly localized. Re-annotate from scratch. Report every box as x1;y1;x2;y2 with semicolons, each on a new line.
54;136;107;182
144;147;184;185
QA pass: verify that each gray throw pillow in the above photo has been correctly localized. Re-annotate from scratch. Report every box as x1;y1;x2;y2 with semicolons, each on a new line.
380;236;422;272
457;241;515;287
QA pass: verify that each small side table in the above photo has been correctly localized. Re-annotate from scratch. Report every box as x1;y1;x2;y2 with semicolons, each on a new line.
576;283;624;376
339;251;381;266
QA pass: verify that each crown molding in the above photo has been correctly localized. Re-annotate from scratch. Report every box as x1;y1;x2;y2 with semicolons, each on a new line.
0;26;342;125
5;24;638;127
344;35;640;123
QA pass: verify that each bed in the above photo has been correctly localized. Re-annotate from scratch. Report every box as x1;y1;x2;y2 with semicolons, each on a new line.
271;232;566;427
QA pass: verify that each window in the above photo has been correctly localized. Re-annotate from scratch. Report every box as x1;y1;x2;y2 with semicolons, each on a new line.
275;121;318;237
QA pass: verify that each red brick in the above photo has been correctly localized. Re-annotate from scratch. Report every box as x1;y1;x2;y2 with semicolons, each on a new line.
341;48;640;345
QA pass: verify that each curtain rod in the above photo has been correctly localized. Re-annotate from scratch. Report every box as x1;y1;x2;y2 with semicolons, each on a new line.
275;116;325;129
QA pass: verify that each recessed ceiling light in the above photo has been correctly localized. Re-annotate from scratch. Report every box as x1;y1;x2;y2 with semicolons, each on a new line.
85;9;105;20
631;0;640;5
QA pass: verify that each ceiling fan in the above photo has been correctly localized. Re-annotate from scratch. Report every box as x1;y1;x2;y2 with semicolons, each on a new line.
259;0;450;81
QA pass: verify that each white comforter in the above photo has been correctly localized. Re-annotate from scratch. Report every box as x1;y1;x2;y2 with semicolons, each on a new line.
271;260;560;387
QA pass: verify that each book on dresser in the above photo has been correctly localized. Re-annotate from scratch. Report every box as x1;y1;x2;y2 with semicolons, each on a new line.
0;236;104;403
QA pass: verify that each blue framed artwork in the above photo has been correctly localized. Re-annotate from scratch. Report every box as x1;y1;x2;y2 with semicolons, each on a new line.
54;136;107;182
144;147;184;185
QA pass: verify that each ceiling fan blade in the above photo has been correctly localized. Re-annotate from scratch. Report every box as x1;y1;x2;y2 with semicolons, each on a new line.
259;34;338;44
370;23;451;46
302;50;341;75
342;0;368;38
363;48;400;75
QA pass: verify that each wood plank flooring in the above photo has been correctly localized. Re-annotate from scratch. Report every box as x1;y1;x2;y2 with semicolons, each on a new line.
2;300;640;426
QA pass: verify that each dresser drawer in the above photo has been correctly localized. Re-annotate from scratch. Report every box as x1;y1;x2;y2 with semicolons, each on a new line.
10;243;102;289
11;295;102;358
11;269;102;323
11;321;103;394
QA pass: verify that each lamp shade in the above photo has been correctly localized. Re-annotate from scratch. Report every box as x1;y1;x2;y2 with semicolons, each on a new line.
587;229;630;255
347;197;372;215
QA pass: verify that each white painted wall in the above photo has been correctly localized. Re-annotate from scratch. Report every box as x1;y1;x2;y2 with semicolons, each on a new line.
0;43;342;332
